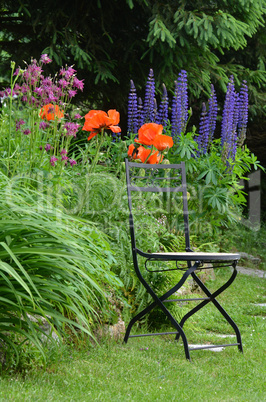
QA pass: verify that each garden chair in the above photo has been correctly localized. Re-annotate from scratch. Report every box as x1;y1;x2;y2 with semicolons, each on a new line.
123;159;243;360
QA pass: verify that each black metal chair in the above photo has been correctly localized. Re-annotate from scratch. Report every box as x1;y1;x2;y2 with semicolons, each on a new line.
123;159;243;360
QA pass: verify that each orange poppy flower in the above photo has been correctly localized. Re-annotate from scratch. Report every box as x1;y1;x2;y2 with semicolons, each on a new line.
39;103;64;121
128;144;163;164
82;109;121;140
147;150;163;164
128;144;151;163
153;134;173;151
135;123;163;146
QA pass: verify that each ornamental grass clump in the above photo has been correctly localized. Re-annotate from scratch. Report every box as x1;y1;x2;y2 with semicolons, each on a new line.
0;172;121;368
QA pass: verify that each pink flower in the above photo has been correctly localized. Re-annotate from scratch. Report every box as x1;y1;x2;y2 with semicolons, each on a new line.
73;77;84;91
61;155;68;165
69;159;77;167
60;149;68;155
45;143;52;152
39;121;49;130
50;156;58;166
58;78;69;89
65;67;76;80
68;89;77;99
63;122;80;137
13;67;21;76
40;54;52;64
16;119;25;131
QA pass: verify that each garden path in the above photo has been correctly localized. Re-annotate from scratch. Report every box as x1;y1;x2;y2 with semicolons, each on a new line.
236;266;266;278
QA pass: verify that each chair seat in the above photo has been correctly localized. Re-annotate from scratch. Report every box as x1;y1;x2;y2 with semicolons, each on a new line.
136;248;240;262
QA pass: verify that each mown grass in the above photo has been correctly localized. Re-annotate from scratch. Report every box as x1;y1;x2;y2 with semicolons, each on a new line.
0;268;265;401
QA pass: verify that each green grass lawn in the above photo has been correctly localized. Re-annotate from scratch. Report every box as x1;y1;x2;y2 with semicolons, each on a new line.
0;269;265;402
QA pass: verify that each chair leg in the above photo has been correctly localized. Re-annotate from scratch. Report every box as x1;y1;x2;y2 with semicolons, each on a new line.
191;270;243;352
123;263;199;360
124;302;156;343
176;267;243;353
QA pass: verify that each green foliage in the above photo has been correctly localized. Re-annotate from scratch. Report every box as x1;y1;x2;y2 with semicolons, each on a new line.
0;0;265;120
0;172;122;368
168;131;263;244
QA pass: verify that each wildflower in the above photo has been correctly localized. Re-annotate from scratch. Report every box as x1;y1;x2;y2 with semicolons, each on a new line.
208;84;218;140
146;150;162;164
23;129;31;135
128;144;163;164
45;143;52;152
156;84;168;128
40;54;52;64
60;66;76;80
61;155;68;164
171;70;188;137
143;68;156;123
50;156;58;166
68;89;77;99
42;77;53;87
69;159;77;167
72;77;84;91
135;123;163;146
74;113;82;119
128;144;150;162
58;78;69;89
13;67;21;76
127;79;138;134
152;134;173;151
221;76;238;161
63;122;80;137
137;97;144;131
82;109;121;140
47;92;59;103
34;87;44;96
60;149;68;155
15;119;25;131
39;121;49;130
238;80;248;146
39;103;64;121
196;102;210;154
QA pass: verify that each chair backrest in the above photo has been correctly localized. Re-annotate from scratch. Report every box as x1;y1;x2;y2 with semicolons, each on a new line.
125;159;191;253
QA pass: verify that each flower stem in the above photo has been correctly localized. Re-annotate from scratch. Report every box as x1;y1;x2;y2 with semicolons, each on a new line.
89;129;105;174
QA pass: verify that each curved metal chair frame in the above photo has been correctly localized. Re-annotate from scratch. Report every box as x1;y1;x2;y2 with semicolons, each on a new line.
123;159;243;360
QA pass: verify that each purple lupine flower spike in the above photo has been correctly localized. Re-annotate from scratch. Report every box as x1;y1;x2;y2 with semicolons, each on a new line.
156;83;168;129
197;102;210;154
238;80;248;146
221;76;235;148
221;76;238;163
127;80;138;134
137;97;144;130
208;84;218;141
143;68;156;123
171;70;188;138
153;98;158;122
230;92;240;161
179;70;189;133
171;80;180;138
